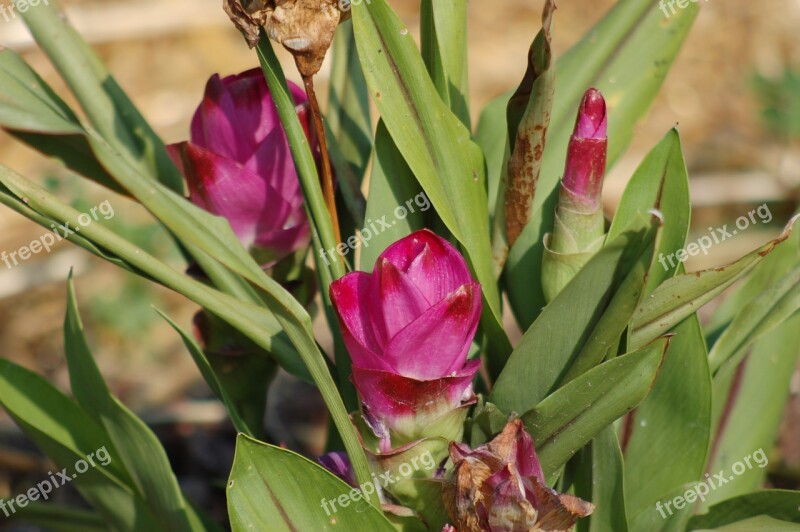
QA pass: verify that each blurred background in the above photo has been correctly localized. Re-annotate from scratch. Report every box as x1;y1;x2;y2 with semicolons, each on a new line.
1;0;799;527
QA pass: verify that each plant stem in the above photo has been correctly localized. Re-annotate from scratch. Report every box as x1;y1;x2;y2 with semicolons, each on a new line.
303;73;341;244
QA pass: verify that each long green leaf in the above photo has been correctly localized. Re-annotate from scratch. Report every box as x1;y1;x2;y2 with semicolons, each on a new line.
327;19;373;184
64;275;207;531
228;435;394;531
0;164;304;376
623;317;712;517
688;490;800;530
12;504;108;532
630;216;800;348
707;265;800;373
605;129;691;292
521;337;669;478
491;223;655;414
359;122;424;271
604;126;711;522
18;0;183;193
0;359;162;530
628;481;697;532
420;0;470;127
704;318;800;509
574;426;629;532
157;310;253;437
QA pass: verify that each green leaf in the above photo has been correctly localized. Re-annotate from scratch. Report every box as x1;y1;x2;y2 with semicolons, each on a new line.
505;0;699;328
622;316;711;518
687;490;800;530
491;223;655;414
630;216;800;348
521;337;669;478
573;426;629;532
0;49;124;193
0;48;82;135
63;275;207;531
607;128;711;523
257;36;365;415
707;265;800;373
0;164;304;378
0;186;140;275
12;503;108;532
628;481;697;532
10;131;124;194
559;223;655;384
420;0;470;127
0;359;161;530
359;122;424;271
227;435;395;532
474;97;510;223
156;310;253;437
606;129;691;293
704;317;800;509
351;0;511;367
256;35;346;281
328;19;373;184
18;1;184;193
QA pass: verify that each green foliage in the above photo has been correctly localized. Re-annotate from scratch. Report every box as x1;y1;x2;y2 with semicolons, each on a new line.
0;0;797;529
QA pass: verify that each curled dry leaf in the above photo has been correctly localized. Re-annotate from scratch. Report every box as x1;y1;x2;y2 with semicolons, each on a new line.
224;0;345;76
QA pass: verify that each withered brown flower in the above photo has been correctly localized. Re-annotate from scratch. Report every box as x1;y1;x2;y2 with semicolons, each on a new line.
223;0;345;76
444;419;594;532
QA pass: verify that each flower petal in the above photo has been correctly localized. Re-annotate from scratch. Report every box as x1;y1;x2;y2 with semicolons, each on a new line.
330;273;387;371
487;419;544;483
243;128;303;209
190;74;248;161
367;259;430;350
378;229;474;305
171;142;294;249
384;284;481;379
190;69;309;163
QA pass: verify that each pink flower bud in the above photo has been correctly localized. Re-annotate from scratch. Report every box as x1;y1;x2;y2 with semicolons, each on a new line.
169;68;312;267
330;230;481;442
562;88;608;206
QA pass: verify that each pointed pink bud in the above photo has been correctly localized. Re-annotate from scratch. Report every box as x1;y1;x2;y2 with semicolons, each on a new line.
168;68;312;267
330;230;481;440
573;88;608;140
562;88;608;204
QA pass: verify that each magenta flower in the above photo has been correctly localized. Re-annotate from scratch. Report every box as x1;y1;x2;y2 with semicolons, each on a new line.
445;420;594;532
330;229;481;443
169;68;311;267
